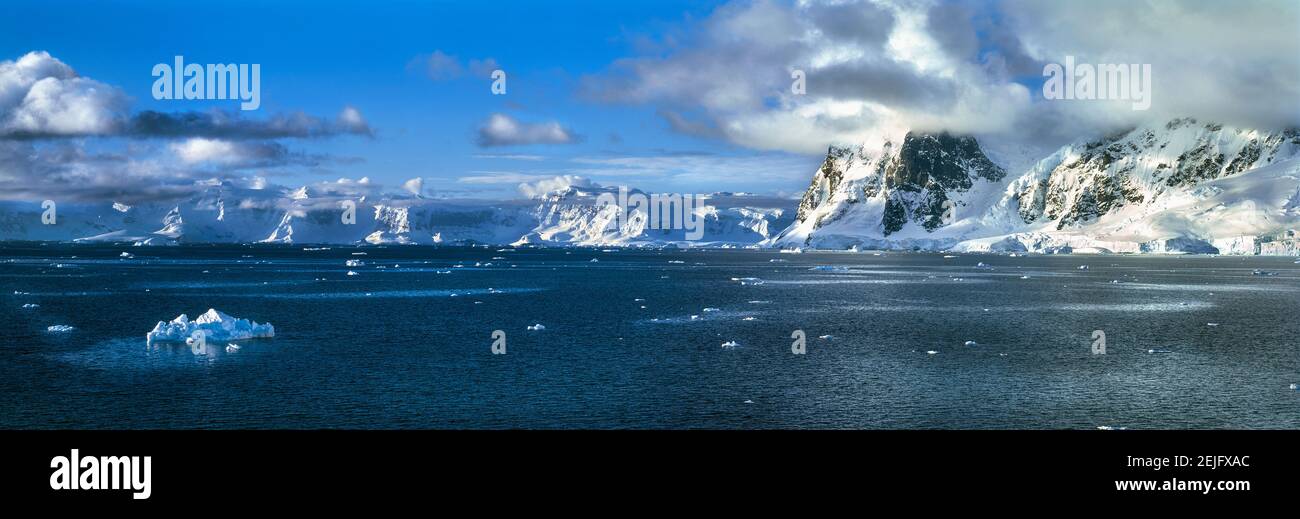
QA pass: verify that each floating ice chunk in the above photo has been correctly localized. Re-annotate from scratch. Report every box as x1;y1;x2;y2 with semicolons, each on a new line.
779;248;802;254
346;270;359;276
345;259;364;267
964;341;978;347
702;307;720;312
742;316;756;321
1251;270;1278;276
225;343;240;353
667;260;685;264
21;303;39;309
943;255;957;259
146;309;274;345
1147;349;1173;354
690;315;700;320
743;399;754;404
731;277;764;285
589;258;599;262
818;335;834;340
119;252;134;258
721;341;739;349
1290;383;1297;390
526;324;545;331
809;265;849;272
47;325;75;333
975;262;993;269
1097;426;1128;431
926;350;939;355
1077;265;1089;270
1206;323;1219;327
769;259;787;263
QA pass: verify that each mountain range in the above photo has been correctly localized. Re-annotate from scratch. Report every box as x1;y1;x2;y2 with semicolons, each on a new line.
3;118;1299;255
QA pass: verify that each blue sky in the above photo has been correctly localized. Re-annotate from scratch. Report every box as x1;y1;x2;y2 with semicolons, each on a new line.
1;0;1295;202
0;0;820;199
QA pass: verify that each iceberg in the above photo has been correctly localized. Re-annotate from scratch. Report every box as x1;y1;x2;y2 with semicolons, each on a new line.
146;309;275;345
526;323;545;331
47;325;75;333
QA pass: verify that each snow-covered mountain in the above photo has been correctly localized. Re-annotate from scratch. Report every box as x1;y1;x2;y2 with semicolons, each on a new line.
768;119;1300;255
0;180;795;247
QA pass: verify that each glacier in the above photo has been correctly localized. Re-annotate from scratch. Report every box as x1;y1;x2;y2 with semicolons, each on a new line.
145;309;275;345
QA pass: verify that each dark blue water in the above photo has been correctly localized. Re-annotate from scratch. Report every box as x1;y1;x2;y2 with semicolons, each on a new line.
3;243;1299;429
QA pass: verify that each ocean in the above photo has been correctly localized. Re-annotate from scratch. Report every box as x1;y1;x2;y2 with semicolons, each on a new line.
2;243;1298;429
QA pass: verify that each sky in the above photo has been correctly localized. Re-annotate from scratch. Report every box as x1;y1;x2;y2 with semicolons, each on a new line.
1;0;1297;203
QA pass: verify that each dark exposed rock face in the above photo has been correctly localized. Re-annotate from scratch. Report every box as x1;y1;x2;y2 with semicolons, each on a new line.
795;131;1004;236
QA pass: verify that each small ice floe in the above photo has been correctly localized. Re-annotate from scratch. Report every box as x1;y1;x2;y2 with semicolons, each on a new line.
779;247;803;254
769;259;788;263
818;335;834;340
1147;348;1173;354
119;252;134;258
943;255;957;259
667;260;685;264
690;315;700;320
345;259;364;267
742;316;756;321
926;350;939;355
951;277;965;282
1110;280;1120;284
975;262;993;269
21;303;39;309
1251;270;1278;276
702;307;721;312
964;341;978;347
1097;426;1128;431
809;265;849;272
526;324;545;331
721;341;739;349
634;298;645;302
46;325;75;333
1289;383;1297;391
732;277;765;285
225;343;241;353
1077;265;1089;270
346;270;359;276
1206;322;1219;327
436;270;452;274
13;290;28;295
146;309;274;345
589;258;599;262
743;399;754;404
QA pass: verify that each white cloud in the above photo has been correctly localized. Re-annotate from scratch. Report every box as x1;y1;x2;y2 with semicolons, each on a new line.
516;175;598;198
402;177;424;196
584;0;1300;154
0;51;128;137
476;113;578;147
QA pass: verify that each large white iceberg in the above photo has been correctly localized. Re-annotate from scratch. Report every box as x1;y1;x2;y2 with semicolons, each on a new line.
146;309;275;345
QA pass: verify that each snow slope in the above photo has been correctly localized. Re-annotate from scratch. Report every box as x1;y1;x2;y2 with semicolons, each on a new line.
769;119;1300;255
0;180;795;247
